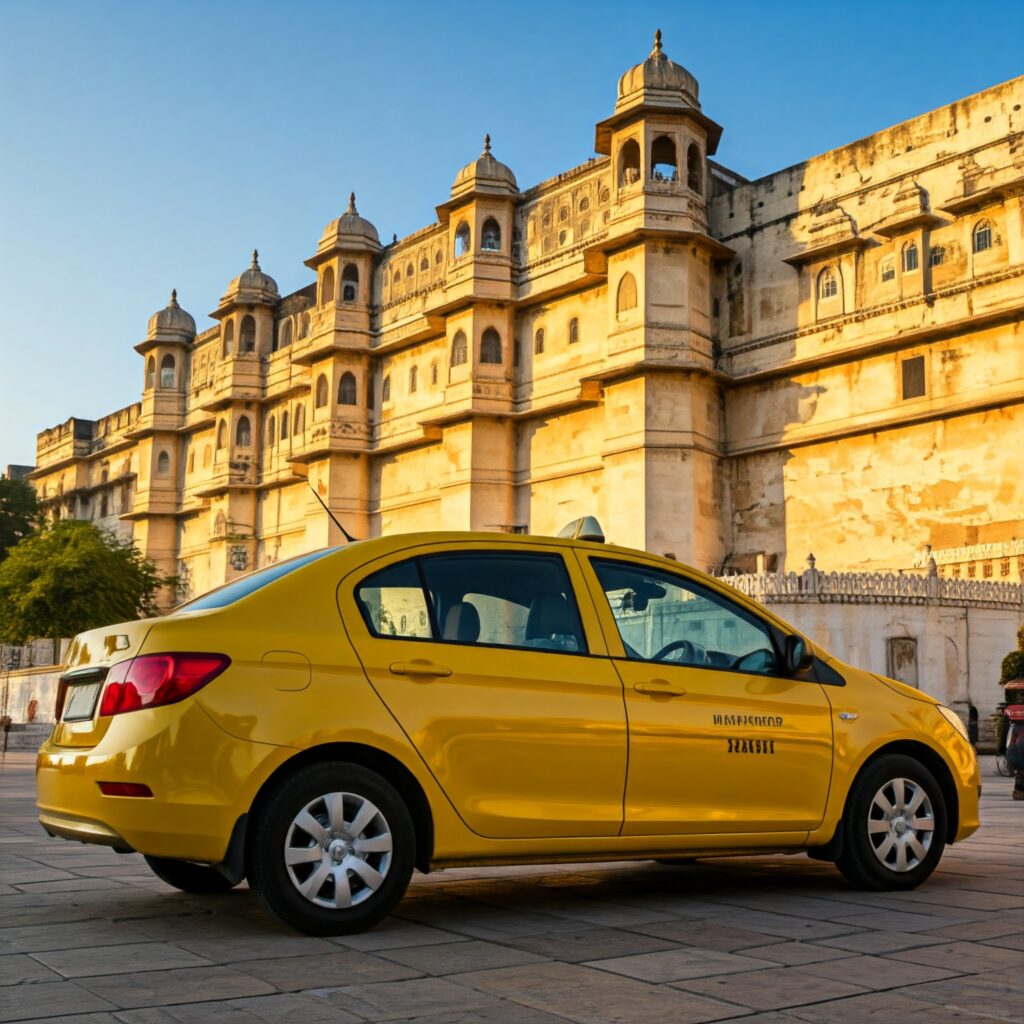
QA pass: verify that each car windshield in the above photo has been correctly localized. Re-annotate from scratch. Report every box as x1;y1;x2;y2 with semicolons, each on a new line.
173;548;340;612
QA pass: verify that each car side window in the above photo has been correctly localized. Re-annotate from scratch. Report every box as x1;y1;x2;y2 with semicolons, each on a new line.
419;552;587;654
592;559;780;675
355;561;432;639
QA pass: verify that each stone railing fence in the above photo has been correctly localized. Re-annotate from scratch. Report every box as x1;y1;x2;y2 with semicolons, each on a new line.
716;555;1024;610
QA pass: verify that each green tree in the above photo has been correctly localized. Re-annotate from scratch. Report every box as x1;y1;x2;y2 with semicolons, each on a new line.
1000;624;1024;684
0;475;39;562
0;520;168;644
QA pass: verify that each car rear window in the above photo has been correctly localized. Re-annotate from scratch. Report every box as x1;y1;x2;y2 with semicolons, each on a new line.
175;548;339;612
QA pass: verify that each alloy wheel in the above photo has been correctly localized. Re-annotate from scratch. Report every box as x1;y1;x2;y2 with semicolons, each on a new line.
866;776;935;873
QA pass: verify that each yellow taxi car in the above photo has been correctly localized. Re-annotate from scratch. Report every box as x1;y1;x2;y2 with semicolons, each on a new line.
36;522;980;934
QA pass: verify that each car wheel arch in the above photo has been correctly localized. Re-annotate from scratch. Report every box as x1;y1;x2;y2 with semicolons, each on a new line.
245;743;434;874
845;739;959;845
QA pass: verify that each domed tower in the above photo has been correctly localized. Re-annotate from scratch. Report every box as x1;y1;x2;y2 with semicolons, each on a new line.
588;32;731;569
129;290;196;596
212;250;279;358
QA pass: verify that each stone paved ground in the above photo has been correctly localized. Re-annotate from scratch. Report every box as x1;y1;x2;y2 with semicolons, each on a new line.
1;751;1021;1024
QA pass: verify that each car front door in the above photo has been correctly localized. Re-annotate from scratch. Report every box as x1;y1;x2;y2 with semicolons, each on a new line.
338;543;627;840
580;554;833;837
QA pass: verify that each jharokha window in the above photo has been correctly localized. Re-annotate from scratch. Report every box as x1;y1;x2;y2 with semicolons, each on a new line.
451;331;468;366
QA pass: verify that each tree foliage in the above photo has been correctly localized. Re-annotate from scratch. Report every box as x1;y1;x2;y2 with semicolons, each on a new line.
0;475;39;562
1000;624;1024;685
0;520;168;644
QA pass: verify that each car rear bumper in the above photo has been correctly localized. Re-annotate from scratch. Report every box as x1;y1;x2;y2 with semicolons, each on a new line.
35;700;285;863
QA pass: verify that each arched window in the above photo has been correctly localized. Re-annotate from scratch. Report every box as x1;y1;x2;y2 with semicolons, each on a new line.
616;272;638;315
481;218;501;251
430;361;438;386
534;327;545;354
406;262;414;278
480;328;502;364
294;405;305;434
902;241;919;272
929;246;946;267
320;266;335;305
299;313;310;339
382;375;391;402
315;374;328;408
222;320;234;357
341;263;359;302
973;220;992;253
817;267;839;300
236;416;251;447
454;221;471;258
216;420;227;450
451;330;468;366
579;196;590;211
267;415;276;446
239;315;256;353
434;248;443;265
280;411;289;439
392;271;401;290
687;144;702;194
419;255;429;272
409;365;418;393
156;451;170;476
280;319;293;349
145;356;155;389
159;353;175;389
651;135;678;182
619;138;641;186
338;372;357;405
568;317;579;344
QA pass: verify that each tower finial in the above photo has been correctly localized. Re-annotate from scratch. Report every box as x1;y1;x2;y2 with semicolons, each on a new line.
651;28;663;56
347;191;357;213
169;288;178;307
483;133;491;155
251;248;260;269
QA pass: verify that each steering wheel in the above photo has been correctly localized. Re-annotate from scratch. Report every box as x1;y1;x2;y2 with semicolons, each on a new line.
652;639;708;664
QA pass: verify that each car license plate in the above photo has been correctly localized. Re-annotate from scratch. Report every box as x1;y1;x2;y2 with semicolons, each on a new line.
62;682;102;722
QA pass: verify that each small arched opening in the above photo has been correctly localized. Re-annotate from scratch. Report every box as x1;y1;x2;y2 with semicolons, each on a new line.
280;411;289;439
294;405;305;435
159;353;176;389
382;375;391;402
451;330;468;366
280;319;293;349
534;327;545;354
239;315;256;353
315;374;328;408
618;138;641;186
409;365;418;393
145;356;156;389
236;416;251;447
454;221;471;258
480;328;502;364
267;415;276;446
156;451;170;476
321;266;335;305
216;420;227;450
338;372;357;405
481;218;501;251
222;320;234;357
616;272;638;315
651;135;678;182
341;263;359;302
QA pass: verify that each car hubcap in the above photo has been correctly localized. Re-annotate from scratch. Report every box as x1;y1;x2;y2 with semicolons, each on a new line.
867;777;934;872
284;791;393;909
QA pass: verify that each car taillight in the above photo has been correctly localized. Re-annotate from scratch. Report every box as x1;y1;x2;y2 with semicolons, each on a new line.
99;653;230;717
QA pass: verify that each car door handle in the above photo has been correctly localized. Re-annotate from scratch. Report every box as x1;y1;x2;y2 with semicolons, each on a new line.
389;660;452;678
633;679;687;697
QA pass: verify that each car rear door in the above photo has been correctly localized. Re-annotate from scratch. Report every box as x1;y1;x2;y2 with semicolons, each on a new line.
337;541;627;840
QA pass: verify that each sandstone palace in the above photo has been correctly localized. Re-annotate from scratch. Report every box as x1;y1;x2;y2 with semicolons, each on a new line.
28;34;1024;601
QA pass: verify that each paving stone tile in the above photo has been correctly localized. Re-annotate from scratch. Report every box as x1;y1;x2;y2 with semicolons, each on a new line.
0;953;62;986
585;945;773;982
375;1008;571;1024
310;976;503;1021
11;880;125;895
31;943;211;979
76;966;276;1009
332;922;468;953
630;918;796;951
815;930;953;954
497;927;678;963
825;909;961;932
672;965;869;1011
172;933;337;965
741;942;858;966
786;990;994;1023
378;939;547;977
114;993;362;1023
979;931;1024;951
919;918;1024;941
890;939;1024;974
902;969;1024;1020
0;980;115;1022
451;962;744;1023
231;950;421;990
794;953;962;989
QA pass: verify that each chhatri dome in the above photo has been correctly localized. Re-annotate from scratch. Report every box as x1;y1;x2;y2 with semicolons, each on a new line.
219;250;280;308
616;29;700;112
314;193;381;258
146;289;195;340
449;135;518;202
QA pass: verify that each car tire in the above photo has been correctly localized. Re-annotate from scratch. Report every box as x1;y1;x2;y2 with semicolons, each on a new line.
144;855;239;894
835;753;946;891
248;761;414;935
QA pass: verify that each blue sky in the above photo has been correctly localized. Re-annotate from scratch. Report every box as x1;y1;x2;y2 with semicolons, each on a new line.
2;0;1022;467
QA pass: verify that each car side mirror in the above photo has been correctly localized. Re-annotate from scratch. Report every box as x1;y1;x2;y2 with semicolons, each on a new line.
784;635;814;676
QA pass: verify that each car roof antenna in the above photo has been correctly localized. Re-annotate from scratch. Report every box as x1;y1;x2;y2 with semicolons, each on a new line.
307;480;359;544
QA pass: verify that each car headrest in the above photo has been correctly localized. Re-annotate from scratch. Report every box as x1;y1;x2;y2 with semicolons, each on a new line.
443;602;480;643
526;591;576;641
